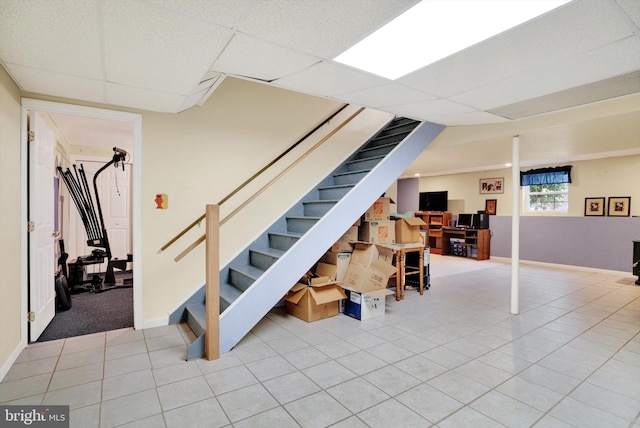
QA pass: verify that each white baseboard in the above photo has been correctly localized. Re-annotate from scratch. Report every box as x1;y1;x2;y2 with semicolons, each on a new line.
491;256;633;277
0;340;27;383
142;317;169;330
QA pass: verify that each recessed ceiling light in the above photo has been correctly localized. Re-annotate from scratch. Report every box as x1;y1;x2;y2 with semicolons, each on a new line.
334;0;572;80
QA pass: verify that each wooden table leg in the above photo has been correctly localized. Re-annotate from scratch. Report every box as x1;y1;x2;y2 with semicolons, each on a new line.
418;247;424;295
397;252;405;300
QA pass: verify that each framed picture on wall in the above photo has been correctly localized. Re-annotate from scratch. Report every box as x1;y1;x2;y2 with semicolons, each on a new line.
485;199;497;215
584;197;605;216
479;177;504;194
608;196;631;217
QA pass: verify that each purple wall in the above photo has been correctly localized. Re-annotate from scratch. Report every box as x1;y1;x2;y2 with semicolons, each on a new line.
397;178;419;214
490;215;640;272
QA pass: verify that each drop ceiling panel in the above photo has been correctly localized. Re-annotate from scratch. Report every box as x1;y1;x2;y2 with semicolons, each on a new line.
273;61;387;98
388;98;479;122
143;0;257;28
211;33;320;81
615;0;640;28
102;0;233;95
237;0;420;58
6;64;106;103
0;1;103;79
338;83;436;109
105;82;185;113
399;0;633;98
453;37;640;111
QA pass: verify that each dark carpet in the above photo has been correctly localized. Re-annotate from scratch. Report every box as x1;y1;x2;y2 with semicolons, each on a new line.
37;285;133;342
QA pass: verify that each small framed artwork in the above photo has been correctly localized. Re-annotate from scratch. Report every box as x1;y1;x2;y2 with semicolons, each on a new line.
584;197;605;216
608;196;631;217
485;199;497;215
480;177;504;194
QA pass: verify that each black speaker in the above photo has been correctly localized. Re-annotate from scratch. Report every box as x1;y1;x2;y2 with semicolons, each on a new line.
633;240;640;284
473;211;489;229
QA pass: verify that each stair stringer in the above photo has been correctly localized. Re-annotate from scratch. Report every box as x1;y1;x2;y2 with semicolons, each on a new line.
219;121;445;353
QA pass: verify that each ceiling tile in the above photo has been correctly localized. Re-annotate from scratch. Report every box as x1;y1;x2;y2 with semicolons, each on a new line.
452;37;640;111
105;82;185;113
0;0;103;79
237;0;420;58
211;33;320;81
142;0;257;28
398;0;633;98
388;98;479;122
6;64;106;103
615;0;640;29
273;61;388;98
337;83;436;108
102;0;233;95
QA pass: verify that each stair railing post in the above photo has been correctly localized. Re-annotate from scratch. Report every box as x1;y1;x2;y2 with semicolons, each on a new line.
205;204;220;360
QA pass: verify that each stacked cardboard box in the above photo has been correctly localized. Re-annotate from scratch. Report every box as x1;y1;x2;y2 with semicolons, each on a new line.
359;197;396;244
341;242;396;320
284;264;346;323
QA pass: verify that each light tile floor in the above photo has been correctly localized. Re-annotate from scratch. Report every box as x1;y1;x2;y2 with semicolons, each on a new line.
2;256;640;427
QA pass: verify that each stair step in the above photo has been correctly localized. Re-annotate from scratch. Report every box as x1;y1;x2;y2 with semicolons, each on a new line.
286;216;320;233
220;282;242;310
332;169;369;185
269;231;303;251
302;200;337;216
250;247;284;271
355;142;399;159
229;264;265;291
346;155;385;171
185;303;206;337
318;184;354;199
368;131;414;147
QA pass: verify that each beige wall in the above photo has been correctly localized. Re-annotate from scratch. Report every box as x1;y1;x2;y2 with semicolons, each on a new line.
0;66;23;376
140;78;352;323
419;155;640;217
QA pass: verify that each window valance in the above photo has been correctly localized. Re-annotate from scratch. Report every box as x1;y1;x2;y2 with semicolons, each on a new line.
520;166;572;186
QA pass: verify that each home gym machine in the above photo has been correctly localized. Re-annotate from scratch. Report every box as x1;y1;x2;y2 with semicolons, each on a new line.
57;147;131;292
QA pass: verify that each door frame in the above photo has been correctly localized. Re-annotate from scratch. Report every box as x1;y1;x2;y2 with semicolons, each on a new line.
20;98;143;344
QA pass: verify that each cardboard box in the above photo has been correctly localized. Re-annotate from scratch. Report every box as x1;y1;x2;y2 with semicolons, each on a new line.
342;288;394;320
284;280;346;322
315;262;337;281
329;225;358;252
363;197;394;221
359;220;396;244
320;252;351;282
395;217;427;243
342;243;396;293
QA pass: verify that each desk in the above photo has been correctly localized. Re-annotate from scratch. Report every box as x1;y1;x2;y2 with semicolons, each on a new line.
378;242;424;301
441;228;490;260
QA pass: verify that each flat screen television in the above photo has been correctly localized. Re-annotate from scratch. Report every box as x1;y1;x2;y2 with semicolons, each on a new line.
456;213;473;228
419;191;448;212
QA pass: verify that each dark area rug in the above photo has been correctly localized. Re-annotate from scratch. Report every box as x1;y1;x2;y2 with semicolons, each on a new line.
37;286;133;342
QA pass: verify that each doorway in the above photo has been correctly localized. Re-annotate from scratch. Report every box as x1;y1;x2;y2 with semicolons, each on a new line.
21;99;142;343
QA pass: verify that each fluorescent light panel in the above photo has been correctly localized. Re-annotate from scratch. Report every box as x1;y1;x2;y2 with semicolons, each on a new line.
334;0;572;80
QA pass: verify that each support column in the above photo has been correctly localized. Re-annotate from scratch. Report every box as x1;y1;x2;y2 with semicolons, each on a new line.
205;204;220;360
511;136;520;315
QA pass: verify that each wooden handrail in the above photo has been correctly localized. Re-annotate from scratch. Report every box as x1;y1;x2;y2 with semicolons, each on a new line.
159;104;349;253
173;106;365;262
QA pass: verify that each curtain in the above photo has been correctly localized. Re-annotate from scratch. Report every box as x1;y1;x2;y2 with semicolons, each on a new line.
520;166;572;186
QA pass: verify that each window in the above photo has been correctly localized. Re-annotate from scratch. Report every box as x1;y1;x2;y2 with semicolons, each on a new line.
524;183;569;213
520;165;572;214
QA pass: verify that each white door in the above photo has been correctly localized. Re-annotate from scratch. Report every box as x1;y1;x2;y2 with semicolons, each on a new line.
68;157;131;273
28;112;56;342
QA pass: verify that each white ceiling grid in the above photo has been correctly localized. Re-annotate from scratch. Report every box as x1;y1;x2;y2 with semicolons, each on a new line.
1;0;639;176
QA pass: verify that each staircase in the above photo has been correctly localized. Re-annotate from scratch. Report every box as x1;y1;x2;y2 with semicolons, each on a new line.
170;117;445;358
